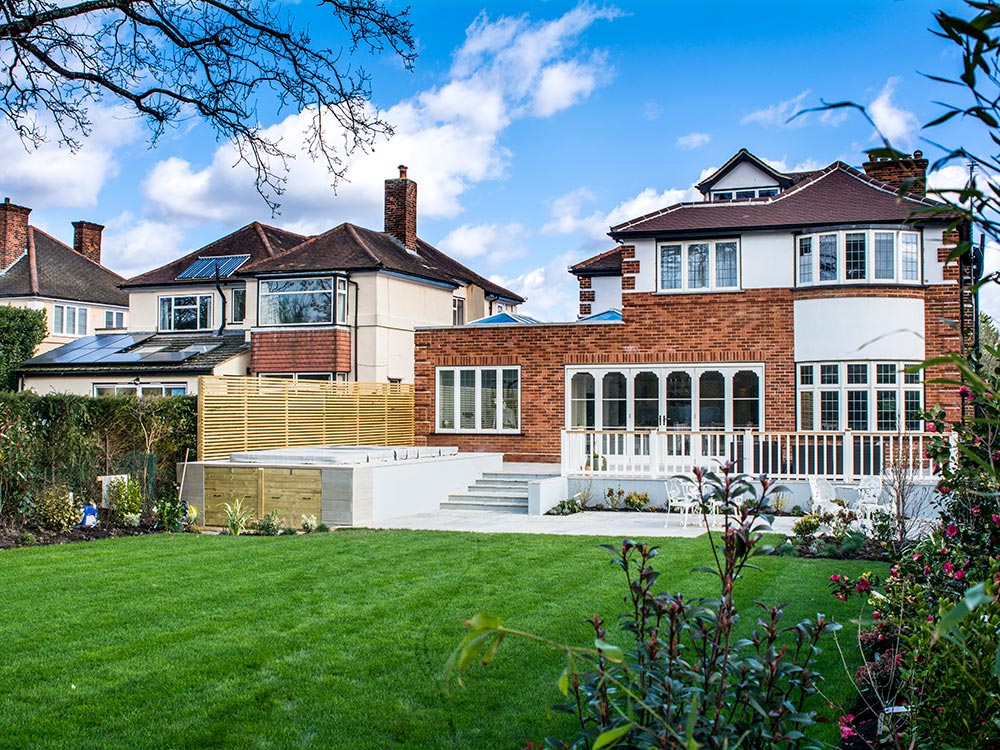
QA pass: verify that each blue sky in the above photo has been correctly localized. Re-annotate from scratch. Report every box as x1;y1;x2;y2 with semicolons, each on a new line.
2;0;997;321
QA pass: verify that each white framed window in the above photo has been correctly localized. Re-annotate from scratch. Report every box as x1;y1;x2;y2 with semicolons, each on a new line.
336;278;349;325
104;310;125;329
452;297;465;325
94;382;187;397
53;304;88;336
796;229;922;286
257;372;342;383
159;294;212;331
231;288;246;323
436;366;520;433
711;187;779;201
658;239;740;292
260;278;332;326
797;361;922;431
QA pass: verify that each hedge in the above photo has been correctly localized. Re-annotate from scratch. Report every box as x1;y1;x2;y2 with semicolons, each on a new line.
0;393;196;519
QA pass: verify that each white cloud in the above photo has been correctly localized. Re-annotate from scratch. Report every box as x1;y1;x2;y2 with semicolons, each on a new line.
437;222;528;265
0;107;140;208
543;184;700;239
102;212;186;278
138;4;621;234
761;157;825;174
491;249;582;321
741;90;812;129
642;101;663;121
869;77;919;146
675;132;710;150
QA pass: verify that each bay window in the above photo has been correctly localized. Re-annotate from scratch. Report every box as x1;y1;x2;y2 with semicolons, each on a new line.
437;366;520;433
259;276;348;326
797;229;921;285
658;239;740;292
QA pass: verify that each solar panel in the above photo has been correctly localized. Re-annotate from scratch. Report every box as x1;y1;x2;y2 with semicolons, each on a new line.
26;333;154;365
176;255;251;280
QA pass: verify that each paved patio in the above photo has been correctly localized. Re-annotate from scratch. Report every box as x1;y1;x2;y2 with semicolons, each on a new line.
366;509;797;537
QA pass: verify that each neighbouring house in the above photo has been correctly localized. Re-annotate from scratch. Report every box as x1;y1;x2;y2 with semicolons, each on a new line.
414;149;978;484
0;198;129;354
18;167;523;395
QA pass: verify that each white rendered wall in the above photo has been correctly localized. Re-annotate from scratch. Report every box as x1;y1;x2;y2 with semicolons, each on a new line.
741;232;793;288
591;275;623;312
22;374;200;396
711;162;780;191
794;297;925;361
630;239;658;292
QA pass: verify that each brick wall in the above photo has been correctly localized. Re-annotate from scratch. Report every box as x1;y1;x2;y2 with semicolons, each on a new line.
384;167;417;251
0;200;30;270
251;328;351;373
415;284;963;462
862;151;928;197
72;221;104;265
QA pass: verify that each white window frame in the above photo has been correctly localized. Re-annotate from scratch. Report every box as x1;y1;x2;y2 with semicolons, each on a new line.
797;361;923;431
259;276;347;327
436;366;521;434
657;239;741;293
711;187;779;201
158;294;213;331
336;278;349;325
231;288;246;323
452;297;465;326
54;304;88;336
257;372;341;383
104;310;125;329
93;382;187;397
795;229;922;286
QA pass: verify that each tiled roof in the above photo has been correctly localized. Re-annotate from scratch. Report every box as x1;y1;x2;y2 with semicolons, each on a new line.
695;148;797;194
611;162;951;238
242;224;525;302
0;228;127;306
414;239;524;303
18;331;248;375
123;223;306;287
570;247;623;276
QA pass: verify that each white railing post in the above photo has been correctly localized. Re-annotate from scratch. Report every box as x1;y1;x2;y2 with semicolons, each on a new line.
744;429;755;475
843;430;854;482
691;430;703;470
649;430;661;476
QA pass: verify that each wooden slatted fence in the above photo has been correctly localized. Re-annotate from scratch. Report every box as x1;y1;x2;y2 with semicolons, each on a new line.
197;376;415;460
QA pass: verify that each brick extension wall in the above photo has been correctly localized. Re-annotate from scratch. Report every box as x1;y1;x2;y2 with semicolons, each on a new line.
415;285;963;463
251;328;351;374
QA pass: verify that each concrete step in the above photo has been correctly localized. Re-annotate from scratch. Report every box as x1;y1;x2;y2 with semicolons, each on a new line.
440;498;529;514
448;490;529;503
471;479;531;491
482;472;557;482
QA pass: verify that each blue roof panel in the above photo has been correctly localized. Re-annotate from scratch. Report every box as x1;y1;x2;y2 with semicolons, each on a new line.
176;255;250;280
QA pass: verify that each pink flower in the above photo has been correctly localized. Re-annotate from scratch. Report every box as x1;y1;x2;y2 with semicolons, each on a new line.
940;485;952;495
923;565;931;575
955;569;966;581
926;423;937;433
972;506;980;517
872;611;881;620
927;614;935;622
912;553;922;562
993;514;1000;525
946;524;958;538
855;577;871;593
830;574;841;582
943;561;954;575
835;593;847;602
840;715;857;740
960;385;974;401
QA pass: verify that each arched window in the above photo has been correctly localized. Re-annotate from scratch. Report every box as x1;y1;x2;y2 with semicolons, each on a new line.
570;372;595;428
602;372;627;429
699;371;725;429
732;370;760;428
633;371;659;429
665;372;692;429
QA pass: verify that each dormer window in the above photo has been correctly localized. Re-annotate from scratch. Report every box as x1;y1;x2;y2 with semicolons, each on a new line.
711;187;780;201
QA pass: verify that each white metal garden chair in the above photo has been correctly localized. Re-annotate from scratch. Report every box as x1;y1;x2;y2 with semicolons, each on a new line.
665;477;700;528
808;477;840;516
855;476;887;521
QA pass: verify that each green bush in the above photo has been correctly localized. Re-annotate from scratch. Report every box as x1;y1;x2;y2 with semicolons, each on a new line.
622;491;649;511
223;499;252;536
546;497;582;515
0;307;46;392
280;527;298;536
314;523;330;533
254;510;282;536
300;514;317;533
791;512;821;538
107;478;144;527
17;531;36;546
25;485;81;532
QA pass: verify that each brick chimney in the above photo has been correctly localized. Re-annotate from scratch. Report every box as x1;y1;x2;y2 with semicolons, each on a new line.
862;150;929;197
72;220;104;264
384;165;417;251
0;198;31;271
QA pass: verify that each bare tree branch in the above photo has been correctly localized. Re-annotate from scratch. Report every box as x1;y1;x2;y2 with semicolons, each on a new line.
0;0;415;212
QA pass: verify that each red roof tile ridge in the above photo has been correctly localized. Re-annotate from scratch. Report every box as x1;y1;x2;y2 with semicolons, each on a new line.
570;245;622;271
245;222;343;268
346;223;384;266
27;227;39;294
252;222;275;256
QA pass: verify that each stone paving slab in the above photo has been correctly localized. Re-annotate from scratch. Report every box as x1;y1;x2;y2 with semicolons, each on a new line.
365;510;797;537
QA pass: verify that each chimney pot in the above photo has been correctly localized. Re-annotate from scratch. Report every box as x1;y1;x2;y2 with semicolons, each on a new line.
398;165;408;179
862;150;928;197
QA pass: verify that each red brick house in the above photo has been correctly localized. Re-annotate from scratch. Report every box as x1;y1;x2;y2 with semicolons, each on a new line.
414;150;975;481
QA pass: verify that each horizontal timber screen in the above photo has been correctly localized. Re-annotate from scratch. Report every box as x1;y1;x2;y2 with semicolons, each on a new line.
197;376;415;460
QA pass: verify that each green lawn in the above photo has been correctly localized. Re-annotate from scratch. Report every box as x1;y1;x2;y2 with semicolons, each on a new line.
0;530;882;749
